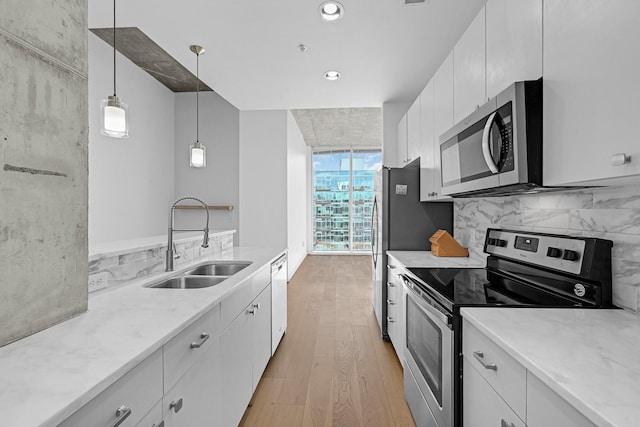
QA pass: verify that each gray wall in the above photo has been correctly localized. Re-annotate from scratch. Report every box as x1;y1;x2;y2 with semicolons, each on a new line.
88;33;176;245
454;186;640;313
174;92;240;245
0;2;88;346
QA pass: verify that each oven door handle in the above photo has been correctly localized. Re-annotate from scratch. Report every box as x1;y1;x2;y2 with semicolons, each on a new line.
481;111;500;174
403;276;452;326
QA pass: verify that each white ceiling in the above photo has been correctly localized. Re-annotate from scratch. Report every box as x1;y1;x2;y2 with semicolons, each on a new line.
88;0;486;111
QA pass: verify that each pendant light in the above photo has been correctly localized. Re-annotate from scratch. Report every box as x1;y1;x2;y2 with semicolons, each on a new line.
189;45;206;168
100;0;129;138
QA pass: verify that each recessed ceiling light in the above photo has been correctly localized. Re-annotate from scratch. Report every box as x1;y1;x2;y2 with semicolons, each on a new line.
324;70;341;81
319;1;344;21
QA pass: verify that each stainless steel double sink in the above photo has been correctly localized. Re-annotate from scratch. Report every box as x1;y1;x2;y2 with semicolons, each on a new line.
146;261;252;289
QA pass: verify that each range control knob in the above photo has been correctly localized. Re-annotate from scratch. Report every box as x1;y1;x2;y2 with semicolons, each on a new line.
562;249;579;261
487;238;497;246
546;247;563;258
495;239;507;247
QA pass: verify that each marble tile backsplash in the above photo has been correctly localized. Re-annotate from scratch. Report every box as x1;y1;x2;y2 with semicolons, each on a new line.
88;233;234;289
453;186;640;312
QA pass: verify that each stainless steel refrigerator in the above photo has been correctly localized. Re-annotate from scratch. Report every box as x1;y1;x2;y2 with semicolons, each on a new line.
371;162;453;339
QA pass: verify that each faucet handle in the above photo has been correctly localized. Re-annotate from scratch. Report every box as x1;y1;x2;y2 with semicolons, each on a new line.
172;243;182;259
202;228;210;248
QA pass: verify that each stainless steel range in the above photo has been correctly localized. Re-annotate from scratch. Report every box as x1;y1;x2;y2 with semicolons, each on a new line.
400;228;614;427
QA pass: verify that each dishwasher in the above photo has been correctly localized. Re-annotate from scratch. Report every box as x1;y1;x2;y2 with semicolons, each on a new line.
271;254;287;355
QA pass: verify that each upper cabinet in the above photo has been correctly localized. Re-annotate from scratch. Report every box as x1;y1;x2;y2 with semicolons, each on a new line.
543;0;640;185
396;115;408;167
486;0;542;99
407;96;422;164
453;7;486;123
419;80;436;201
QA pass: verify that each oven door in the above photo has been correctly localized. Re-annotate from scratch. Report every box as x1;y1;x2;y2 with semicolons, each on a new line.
403;278;454;427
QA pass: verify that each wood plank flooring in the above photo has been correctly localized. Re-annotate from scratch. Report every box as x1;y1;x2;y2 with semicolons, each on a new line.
239;255;416;427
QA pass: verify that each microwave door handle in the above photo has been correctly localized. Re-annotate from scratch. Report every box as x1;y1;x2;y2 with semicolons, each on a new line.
481;111;500;174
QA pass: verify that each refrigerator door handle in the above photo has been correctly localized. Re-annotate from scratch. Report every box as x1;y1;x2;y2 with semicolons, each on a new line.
371;196;378;266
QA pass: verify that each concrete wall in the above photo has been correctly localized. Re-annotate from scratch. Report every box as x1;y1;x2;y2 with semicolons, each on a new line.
286;111;309;279
88;33;176;246
239;110;288;251
174;92;240;245
0;2;88;346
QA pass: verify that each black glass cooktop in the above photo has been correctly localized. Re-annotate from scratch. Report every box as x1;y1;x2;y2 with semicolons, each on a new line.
405;266;596;312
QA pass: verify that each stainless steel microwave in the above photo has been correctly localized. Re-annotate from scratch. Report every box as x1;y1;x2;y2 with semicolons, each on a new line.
439;79;542;197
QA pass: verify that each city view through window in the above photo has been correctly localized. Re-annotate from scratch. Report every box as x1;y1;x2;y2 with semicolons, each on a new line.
313;149;382;252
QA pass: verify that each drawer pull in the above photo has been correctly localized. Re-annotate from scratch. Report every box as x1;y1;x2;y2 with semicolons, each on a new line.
152;422;165;427
190;332;210;349
387;299;396;305
387;316;396;323
387;264;396;269
253;302;261;309
473;351;497;371
109;405;131;427
169;397;183;413
387;282;396;288
501;419;516;427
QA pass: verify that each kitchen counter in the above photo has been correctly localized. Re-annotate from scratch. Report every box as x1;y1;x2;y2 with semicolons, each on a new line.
0;246;285;427
461;307;640;427
387;250;486;269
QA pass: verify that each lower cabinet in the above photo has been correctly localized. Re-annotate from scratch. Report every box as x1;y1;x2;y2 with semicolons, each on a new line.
463;318;597;427
387;255;406;367
221;283;272;426
163;343;219;427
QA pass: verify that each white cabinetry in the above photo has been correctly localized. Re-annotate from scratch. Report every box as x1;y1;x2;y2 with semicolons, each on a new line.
60;349;163;427
386;255;405;367
271;255;287;355
419;80;436;201
162;305;220;427
453;7;486;123
407;97;421;165
543;0;640;185
396;115;408;167
485;0;542;99
463;318;596;426
220;265;272;427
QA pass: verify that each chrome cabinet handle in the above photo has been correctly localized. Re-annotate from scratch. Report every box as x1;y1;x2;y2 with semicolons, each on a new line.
190;332;210;349
501;419;516;427
109;405;131;427
481;111;500;174
248;308;255;315
253;302;261;309
387;264;396;269
151;422;165;427
473;351;497;371
387;282;396;287
169;397;183;413
387;316;395;323
387;299;396;305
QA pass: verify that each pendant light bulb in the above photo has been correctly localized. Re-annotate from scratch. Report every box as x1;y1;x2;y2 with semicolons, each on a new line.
189;45;206;168
100;0;129;138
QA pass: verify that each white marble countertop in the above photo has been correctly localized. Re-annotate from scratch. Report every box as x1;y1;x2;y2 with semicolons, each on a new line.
0;245;284;427
387;250;486;269
89;229;237;259
461;307;640;427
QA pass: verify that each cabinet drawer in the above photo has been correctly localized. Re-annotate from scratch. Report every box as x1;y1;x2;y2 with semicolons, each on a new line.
250;264;271;299
137;399;163;427
221;265;270;329
387;281;399;301
527;372;596;427
60;349;163;427
463;358;525;427
163;306;219;391
462;319;526;419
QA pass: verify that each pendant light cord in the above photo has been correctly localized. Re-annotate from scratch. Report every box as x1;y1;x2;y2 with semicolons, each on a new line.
113;0;117;96
196;51;200;143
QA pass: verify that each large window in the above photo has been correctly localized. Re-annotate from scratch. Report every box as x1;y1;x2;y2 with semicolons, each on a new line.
312;149;382;253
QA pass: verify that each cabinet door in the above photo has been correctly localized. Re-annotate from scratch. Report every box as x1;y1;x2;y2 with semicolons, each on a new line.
543;0;640;185
136;400;163;427
163;343;220;427
252;284;272;391
463;358;525;427
220;305;254;427
407;96;421;164
486;0;542;99
271;259;287;355
527;372;596;427
434;52;454;198
454;6;486;123
397;115;408;167
419;79;436;201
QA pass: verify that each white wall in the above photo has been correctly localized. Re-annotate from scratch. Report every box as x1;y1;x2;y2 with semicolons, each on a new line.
382;101;411;167
174;92;240;244
286;111;309;279
88;33;175;246
239;110;288;251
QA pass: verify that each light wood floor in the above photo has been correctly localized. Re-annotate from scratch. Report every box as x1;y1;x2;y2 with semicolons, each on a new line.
239;255;416;427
